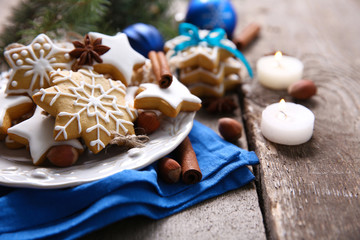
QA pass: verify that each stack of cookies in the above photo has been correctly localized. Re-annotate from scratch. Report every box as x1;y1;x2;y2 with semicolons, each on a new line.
164;30;242;98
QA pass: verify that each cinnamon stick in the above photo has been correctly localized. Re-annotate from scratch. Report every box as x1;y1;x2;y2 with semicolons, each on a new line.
148;51;172;88
175;136;202;184
157;51;173;88
233;22;261;50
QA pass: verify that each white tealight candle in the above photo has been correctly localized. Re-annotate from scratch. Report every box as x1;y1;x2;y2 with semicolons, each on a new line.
261;99;315;145
257;51;304;90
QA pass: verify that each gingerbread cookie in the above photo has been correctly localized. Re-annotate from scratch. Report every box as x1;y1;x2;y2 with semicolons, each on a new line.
134;76;201;118
7;106;83;165
4;33;74;96
5;135;25;149
178;57;241;90
186;74;241;98
179;64;225;86
32;68;137;154
165;27;246;98
0;76;34;135
81;32;146;86
165;30;234;71
131;59;156;86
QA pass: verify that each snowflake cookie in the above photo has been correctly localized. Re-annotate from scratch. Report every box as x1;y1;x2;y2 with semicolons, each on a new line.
32;68;137;154
4;33;74;96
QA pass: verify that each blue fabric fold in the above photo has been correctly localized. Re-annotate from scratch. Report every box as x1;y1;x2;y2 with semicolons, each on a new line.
0;120;259;240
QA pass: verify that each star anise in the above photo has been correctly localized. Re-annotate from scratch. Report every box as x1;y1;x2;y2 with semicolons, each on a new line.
69;34;110;69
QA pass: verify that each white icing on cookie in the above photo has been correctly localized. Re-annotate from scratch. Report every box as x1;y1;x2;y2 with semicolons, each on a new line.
135;76;201;110
34;69;137;153
0;80;33;127
187;81;225;96
88;32;145;86
180;63;225;86
7;106;83;165
188;73;241;97
165;29;236;51
4;33;74;96
167;45;220;69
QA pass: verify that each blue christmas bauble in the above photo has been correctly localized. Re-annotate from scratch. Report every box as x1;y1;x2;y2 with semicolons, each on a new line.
123;23;165;57
185;0;237;39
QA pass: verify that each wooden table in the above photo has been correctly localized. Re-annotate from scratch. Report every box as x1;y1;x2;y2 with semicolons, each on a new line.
1;0;360;239
239;0;360;239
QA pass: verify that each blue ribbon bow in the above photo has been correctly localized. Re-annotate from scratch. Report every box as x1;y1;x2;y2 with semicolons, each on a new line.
174;23;253;78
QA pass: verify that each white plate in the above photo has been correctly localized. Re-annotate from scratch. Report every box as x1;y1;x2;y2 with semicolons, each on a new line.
0;112;195;189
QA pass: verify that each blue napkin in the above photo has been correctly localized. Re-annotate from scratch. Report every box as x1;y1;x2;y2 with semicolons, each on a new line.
0;120;259;240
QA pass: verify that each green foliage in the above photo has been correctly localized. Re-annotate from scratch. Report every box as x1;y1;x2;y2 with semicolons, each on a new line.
0;0;178;63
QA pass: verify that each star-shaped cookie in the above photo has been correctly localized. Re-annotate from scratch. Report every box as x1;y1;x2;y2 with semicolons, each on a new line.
165;30;234;71
4;33;74;96
179;63;225;86
88;32;146;86
0;77;34;135
134;76;201;118
178;56;242;86
32;68;137;154
7;106;83;165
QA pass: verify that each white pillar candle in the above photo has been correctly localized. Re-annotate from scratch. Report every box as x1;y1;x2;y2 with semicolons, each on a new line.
257;51;304;90
261;99;315;145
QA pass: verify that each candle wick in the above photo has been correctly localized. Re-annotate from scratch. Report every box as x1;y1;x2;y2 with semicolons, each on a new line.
278;110;287;120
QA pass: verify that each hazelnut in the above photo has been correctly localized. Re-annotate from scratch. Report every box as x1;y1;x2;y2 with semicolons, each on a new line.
47;145;79;167
218;118;242;142
136;111;160;135
157;157;181;183
288;79;317;99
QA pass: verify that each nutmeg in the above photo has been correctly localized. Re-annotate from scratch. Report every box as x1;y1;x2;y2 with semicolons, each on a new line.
288;79;317;100
218;118;242;142
47;145;79;167
136;111;160;135
157;157;182;184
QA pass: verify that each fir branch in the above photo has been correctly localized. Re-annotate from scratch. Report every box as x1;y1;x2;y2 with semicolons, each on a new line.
0;0;178;66
0;0;110;62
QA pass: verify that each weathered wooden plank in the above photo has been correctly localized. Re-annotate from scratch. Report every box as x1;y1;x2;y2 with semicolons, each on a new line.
238;0;360;239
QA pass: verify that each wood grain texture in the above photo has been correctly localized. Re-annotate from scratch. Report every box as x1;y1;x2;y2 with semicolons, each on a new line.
237;0;360;239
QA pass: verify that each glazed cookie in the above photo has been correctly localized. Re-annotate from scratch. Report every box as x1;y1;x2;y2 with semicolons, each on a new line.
223;57;242;76
165;30;235;71
7;106;83;165
131;59;156;86
5;135;25;149
186;73;241;98
134;76;201;118
187;81;225;98
167;45;221;71
179;63;225;86
76;32;146;86
178;57;241;87
32;68;137;154
4;33;74;96
0;77;34;135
